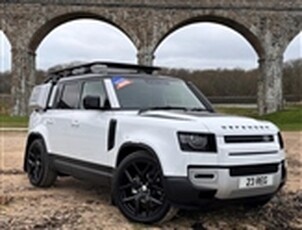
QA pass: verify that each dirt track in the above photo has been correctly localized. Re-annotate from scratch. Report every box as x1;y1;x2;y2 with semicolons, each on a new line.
0;132;301;229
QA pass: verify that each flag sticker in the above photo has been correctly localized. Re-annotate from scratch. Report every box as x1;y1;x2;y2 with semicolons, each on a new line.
112;76;133;90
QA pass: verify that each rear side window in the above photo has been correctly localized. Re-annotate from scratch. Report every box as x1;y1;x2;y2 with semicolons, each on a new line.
56;82;80;109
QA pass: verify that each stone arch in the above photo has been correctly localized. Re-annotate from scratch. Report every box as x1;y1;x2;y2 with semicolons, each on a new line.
28;11;138;53
282;30;301;103
154;15;264;60
283;30;302;61
280;15;302;56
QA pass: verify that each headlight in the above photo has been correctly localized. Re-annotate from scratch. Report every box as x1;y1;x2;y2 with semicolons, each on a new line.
178;132;217;152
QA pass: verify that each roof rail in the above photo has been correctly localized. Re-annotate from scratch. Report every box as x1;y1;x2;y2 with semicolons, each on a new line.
45;62;161;83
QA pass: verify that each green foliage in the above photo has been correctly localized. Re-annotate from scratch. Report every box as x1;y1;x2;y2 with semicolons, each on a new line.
0;115;28;127
0;99;10;114
0;71;11;94
0;70;47;94
160;59;302;102
261;106;302;131
161;68;258;98
216;107;258;117
283;60;302;100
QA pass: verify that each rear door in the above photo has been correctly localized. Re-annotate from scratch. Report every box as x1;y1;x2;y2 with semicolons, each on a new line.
46;81;81;158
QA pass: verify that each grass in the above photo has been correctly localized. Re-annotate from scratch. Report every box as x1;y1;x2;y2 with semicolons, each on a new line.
0;105;301;131
216;105;302;131
0;115;29;128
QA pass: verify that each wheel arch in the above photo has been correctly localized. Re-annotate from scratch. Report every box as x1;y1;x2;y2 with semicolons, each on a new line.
113;142;175;223
116;142;162;169
24;132;46;172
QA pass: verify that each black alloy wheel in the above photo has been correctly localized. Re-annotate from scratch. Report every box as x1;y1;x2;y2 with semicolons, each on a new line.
27;141;43;184
26;139;57;187
113;151;175;224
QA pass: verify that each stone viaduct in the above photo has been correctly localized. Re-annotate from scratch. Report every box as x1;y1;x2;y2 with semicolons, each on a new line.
0;0;301;115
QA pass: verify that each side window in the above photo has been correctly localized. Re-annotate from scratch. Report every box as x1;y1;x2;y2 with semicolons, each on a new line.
56;82;80;109
80;80;107;109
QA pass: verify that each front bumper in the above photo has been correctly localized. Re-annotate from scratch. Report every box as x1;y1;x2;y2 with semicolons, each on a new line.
163;161;286;208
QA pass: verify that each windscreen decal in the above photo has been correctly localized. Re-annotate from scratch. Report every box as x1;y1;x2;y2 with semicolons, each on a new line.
112;76;133;90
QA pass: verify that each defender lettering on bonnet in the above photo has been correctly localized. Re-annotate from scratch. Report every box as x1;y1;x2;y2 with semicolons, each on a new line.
25;62;287;224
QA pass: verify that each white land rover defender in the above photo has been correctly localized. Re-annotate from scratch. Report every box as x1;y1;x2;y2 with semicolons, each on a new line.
24;62;286;224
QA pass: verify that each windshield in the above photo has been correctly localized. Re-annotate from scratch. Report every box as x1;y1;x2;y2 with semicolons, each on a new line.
112;76;206;110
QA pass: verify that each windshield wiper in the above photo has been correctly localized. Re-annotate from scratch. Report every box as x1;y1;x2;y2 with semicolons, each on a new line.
138;106;188;114
188;108;208;112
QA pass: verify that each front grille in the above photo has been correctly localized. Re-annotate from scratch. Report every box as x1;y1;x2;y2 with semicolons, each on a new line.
224;135;274;144
229;163;279;176
229;150;278;156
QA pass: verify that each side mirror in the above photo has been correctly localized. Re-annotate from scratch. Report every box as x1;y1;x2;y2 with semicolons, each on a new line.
83;95;101;110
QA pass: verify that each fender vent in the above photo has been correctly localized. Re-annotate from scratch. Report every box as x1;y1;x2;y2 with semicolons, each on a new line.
107;119;117;151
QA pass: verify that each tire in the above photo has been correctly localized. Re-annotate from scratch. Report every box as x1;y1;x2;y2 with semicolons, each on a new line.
112;151;177;224
26;139;57;187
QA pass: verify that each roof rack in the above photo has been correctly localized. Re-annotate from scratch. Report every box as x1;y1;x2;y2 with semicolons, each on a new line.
45;62;161;83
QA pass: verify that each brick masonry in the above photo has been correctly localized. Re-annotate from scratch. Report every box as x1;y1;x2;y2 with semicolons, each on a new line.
0;0;301;115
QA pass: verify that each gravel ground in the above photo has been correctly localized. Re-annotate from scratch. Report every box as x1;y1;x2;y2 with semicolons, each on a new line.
0;132;301;229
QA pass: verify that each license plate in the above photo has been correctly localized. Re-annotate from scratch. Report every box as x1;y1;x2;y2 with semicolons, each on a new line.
239;175;273;189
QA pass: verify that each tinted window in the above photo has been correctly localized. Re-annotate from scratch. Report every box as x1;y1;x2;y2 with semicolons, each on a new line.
80;80;107;109
57;82;80;109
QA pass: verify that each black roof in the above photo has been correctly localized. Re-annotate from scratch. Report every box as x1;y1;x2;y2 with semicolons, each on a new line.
45;62;161;83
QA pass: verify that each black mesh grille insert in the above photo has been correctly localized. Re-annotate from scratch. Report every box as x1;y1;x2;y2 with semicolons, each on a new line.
230;163;279;176
225;135;274;143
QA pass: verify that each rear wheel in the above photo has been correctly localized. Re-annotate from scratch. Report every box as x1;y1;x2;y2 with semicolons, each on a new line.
113;151;177;224
26;139;57;187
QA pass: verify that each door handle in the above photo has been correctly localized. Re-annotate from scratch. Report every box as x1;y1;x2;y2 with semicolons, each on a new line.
71;120;80;127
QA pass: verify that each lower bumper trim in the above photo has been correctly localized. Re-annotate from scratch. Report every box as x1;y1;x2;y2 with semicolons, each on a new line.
163;176;281;209
163;177;217;208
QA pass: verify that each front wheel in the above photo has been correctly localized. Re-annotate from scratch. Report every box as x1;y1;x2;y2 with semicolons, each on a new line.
112;151;177;224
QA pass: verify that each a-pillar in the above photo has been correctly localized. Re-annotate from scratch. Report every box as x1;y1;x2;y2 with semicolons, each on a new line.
11;47;36;116
258;54;284;115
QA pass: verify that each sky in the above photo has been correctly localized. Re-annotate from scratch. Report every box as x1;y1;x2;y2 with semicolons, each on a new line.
0;19;301;72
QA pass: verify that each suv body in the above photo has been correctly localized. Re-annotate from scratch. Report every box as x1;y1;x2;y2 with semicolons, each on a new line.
24;62;286;223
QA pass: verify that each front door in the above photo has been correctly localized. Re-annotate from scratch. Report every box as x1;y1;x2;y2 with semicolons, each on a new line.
69;79;110;166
